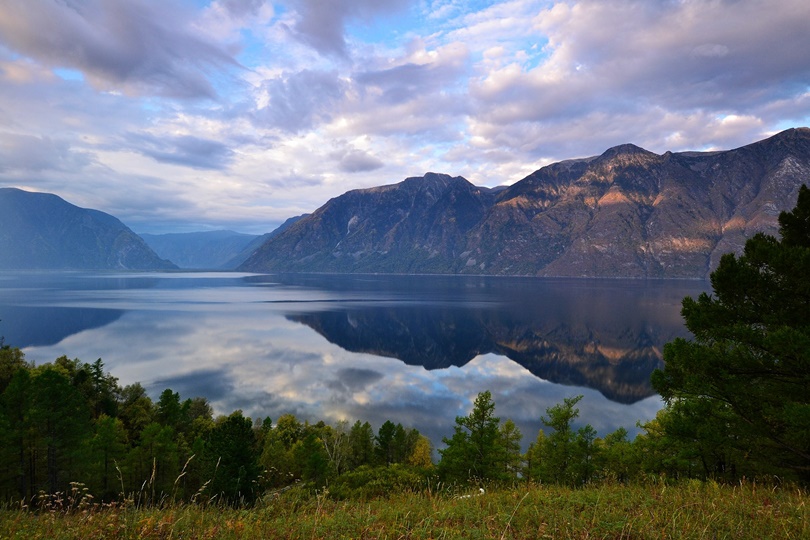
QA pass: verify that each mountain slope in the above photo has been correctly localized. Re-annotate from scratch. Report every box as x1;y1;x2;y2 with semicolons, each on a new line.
240;128;810;278
240;173;499;273
222;214;309;269
0;188;177;270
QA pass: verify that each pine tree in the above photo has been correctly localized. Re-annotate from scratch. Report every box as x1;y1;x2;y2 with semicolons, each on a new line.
652;185;810;481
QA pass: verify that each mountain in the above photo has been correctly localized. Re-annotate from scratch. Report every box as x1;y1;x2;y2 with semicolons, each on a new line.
240;173;501;273
141;215;310;270
141;230;259;269
239;128;810;278
0;188;176;270
222;214;308;269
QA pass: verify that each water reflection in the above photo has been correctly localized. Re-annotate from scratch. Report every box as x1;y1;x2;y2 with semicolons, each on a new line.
0;305;123;347
274;274;703;404
0;272;707;449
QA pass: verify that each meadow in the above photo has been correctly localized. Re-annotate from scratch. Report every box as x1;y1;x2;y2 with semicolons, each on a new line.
1;480;807;539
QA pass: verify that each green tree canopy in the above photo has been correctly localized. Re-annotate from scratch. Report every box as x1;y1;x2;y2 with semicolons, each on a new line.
438;390;510;483
652;185;810;482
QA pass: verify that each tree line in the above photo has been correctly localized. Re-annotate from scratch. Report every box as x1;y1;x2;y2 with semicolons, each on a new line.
0;185;808;505
0;350;803;507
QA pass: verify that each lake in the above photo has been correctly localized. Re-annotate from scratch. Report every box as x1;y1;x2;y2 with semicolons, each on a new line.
0;272;708;449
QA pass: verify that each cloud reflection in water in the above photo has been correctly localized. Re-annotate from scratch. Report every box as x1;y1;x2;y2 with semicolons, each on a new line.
6;272;705;449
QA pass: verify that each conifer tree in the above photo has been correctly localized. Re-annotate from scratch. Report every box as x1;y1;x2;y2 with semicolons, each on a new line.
652;185;810;481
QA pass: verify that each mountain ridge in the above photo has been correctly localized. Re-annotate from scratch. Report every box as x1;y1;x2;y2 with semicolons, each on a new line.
240;128;810;278
0;188;176;270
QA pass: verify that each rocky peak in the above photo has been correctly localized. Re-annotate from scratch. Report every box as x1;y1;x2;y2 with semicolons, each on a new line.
597;143;658;161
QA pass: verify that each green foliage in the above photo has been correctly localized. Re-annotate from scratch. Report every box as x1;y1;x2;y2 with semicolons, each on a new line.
0;346;26;394
438;390;515;483
89;414;128;499
202;411;261;505
329;463;432;500
347;420;375;470
29;367;93;494
525;395;602;486
652;185;810;482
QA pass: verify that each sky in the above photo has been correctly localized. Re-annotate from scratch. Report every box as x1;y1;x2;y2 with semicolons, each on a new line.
0;0;809;235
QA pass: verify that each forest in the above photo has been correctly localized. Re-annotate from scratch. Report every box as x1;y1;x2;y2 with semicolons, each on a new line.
0;186;809;508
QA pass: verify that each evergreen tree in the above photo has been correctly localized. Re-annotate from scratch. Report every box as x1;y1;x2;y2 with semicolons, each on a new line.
438;391;508;482
537;395;582;485
29;367;93;494
0;346;26;394
652;185;810;481
203;411;261;505
90;414;128;499
347;420;375;470
499;419;523;480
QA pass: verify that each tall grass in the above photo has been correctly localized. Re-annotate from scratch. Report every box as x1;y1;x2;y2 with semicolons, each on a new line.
1;480;807;539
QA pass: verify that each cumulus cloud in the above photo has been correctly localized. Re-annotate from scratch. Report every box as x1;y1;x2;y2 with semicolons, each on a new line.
467;0;810;157
287;0;412;57
254;70;347;132
332;148;385;173
127;133;235;170
355;42;469;104
0;0;238;98
0;133;93;173
222;0;269;19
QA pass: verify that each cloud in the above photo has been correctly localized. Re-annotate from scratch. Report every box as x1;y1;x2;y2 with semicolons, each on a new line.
222;0;269;19
152;369;235;401
1;0;809;236
0;0;238;98
333;149;385;173
254;70;347;132
355;43;469;104
0;133;93;173
287;0;412;58
126;132;235;170
466;0;810;157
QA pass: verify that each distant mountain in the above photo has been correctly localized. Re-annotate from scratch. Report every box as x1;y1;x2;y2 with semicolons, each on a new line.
141;230;259;269
222;214;308;269
239;128;810;278
140;214;310;270
0;188;176;270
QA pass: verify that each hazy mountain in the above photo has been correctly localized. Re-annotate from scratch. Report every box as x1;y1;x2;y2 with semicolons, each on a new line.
239;128;810;278
140;215;310;270
0;188;176;270
141;230;259;269
222;214;308;269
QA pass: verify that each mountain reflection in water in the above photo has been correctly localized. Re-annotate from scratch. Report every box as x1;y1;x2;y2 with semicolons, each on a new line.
281;275;702;404
1;272;708;447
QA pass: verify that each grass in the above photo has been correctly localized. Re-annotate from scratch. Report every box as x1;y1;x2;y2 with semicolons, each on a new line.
1;480;807;539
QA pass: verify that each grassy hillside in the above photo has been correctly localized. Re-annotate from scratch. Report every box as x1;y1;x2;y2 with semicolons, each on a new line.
2;481;807;539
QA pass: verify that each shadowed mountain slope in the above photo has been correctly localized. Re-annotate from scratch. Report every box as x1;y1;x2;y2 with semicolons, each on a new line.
0;188;176;270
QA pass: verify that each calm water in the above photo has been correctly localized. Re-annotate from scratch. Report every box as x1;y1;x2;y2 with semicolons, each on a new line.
0;272;707;448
